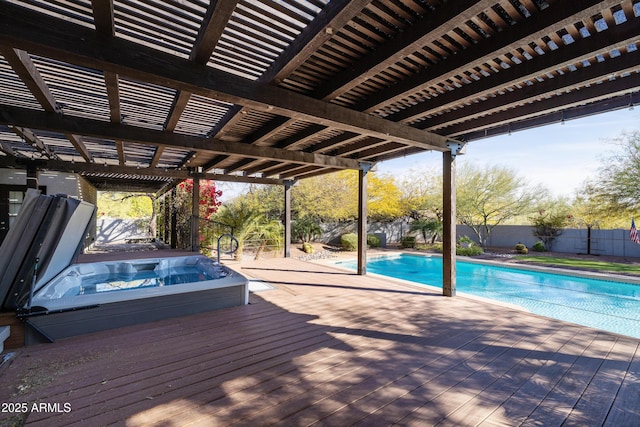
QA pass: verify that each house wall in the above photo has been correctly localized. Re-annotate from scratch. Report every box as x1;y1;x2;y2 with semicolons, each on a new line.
0;168;97;248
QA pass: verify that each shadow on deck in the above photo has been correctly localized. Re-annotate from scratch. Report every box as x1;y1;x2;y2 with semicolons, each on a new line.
0;257;638;426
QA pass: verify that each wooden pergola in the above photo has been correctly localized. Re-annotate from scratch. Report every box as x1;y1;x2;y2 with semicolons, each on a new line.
0;0;639;296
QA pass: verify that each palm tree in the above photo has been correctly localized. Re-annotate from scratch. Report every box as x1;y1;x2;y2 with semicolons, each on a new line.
409;218;442;245
215;201;283;260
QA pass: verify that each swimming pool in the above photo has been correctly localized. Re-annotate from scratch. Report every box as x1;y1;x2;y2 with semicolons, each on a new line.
336;253;640;339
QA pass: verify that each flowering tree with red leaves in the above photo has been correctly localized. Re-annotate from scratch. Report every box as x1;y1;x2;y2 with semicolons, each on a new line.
170;179;224;249
177;179;223;220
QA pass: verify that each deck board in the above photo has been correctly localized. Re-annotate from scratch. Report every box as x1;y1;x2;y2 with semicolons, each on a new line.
1;257;639;426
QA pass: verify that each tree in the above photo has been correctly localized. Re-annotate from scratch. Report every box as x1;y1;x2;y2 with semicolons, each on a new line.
176;179;223;220
587;130;640;212
238;184;285;221
367;174;406;221
98;192;156;236
293;170;359;221
529;208;572;251
214;200;283;260
409;217;442;245
292;215;323;243
398;169;443;220
456;164;545;248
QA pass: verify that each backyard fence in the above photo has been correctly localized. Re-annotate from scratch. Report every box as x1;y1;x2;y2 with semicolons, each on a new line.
318;220;640;258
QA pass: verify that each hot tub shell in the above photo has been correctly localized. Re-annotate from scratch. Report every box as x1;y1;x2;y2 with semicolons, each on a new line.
0;190;248;345
25;255;248;344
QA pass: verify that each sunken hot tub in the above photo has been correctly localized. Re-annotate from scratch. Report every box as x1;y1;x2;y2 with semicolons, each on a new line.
0;190;248;345
25;255;248;344
27;255;249;344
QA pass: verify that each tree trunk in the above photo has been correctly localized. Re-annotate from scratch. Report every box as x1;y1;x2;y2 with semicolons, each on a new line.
149;200;157;240
254;240;267;260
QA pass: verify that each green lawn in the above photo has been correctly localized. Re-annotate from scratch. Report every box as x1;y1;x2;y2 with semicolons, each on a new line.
514;255;640;275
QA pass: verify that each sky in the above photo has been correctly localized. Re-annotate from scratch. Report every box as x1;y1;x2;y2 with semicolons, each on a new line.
217;107;639;201
376;107;640;198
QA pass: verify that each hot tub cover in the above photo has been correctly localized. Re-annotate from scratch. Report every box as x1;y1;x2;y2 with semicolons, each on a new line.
0;190;95;311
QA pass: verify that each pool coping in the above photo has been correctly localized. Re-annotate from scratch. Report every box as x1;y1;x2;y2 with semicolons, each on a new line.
329;250;640;286
324;251;640;339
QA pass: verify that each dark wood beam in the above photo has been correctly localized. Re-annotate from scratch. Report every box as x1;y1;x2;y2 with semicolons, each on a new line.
65;133;92;163
1;48;93;163
92;1;125;165
0;155;285;186
224;158;255;174
0;105;368;170
392;18;640;125
260;0;372;84
444;74;640;137
332;137;390;157
242;160;279;176
261;162;305;177
207;0;368;158
307;132;364;154
422;48;640;131
460;91;640;141
357;167;368;275
275;124;328;150
311;0;494;100
353;0;622;113
442;151;456;297
10;126;58;159
153;1;239;167
90;0;115;36
190;0;239;64
0;4;453;152
278;165;320;179
286;167;340;180
0;47;59;112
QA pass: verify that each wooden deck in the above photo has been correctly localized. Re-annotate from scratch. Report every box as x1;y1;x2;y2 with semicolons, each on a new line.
1;257;639;426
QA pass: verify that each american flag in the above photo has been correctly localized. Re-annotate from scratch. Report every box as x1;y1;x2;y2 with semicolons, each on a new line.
631;218;640;245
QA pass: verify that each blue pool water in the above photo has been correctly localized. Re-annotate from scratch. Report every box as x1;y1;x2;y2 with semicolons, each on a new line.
337;254;640;339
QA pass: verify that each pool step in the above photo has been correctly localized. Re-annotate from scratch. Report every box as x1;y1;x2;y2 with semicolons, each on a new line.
0;326;9;354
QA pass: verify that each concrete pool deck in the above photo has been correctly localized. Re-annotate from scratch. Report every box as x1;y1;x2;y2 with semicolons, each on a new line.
0;254;638;426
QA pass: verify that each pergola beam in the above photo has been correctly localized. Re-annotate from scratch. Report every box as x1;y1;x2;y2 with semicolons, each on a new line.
260;0;372;84
353;0;622;113
460;91;640;141
311;0;494;100
0;46;92;162
393;18;640;125
0;3;453;152
443;73;640;137
423;48;640;132
0;155;285;186
0;105;369;170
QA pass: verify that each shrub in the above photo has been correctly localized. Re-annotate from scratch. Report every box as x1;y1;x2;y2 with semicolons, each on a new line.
532;241;546;252
367;234;381;248
456;245;484;256
401;235;416;249
514;243;528;254
302;242;314;253
341;233;358;251
292;216;322;243
457;235;475;247
529;210;571;251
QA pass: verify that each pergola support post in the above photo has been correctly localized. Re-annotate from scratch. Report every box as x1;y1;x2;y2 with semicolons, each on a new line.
191;173;200;252
284;180;294;258
26;164;38;189
442;150;457;297
163;193;170;243
170;187;178;249
357;163;370;275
